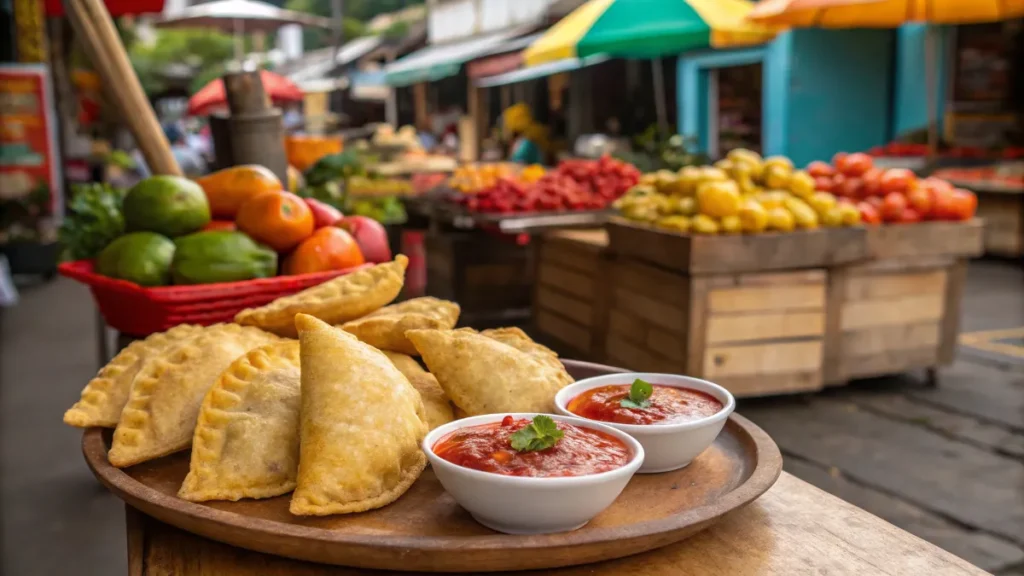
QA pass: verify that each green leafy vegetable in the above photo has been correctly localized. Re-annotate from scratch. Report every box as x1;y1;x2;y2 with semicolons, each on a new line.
59;183;126;261
620;378;653;409
509;415;564;452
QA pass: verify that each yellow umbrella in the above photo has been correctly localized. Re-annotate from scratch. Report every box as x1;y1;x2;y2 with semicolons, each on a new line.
749;0;1024;157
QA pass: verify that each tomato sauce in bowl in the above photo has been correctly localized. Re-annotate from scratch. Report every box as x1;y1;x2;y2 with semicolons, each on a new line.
431;416;631;478
567;384;723;425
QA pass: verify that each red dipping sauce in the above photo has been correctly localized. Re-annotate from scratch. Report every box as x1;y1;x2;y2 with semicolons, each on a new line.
431;416;630;478
567;384;723;425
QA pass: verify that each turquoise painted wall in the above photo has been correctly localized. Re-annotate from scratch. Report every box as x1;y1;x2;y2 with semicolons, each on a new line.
785;28;895;166
678;28;901;165
892;24;949;139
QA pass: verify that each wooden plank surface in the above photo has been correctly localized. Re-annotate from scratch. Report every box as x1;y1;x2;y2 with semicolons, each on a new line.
707;284;826;314
865;219;985;260
705;311;825;344
703;340;823;378
130;473;988;576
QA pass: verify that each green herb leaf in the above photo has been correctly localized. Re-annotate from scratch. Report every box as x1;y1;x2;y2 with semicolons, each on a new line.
620;378;653;409
509;415;565;452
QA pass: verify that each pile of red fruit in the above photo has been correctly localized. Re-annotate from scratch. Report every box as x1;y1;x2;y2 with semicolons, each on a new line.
807;152;977;224
455;155;641;214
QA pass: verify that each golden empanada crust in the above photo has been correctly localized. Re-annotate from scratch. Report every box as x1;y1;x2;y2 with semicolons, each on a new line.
341;296;459;355
382;351;454;431
108;324;280;468
234;255;408;337
407;329;571;416
63;324;201;428
179;341;301;502
290;314;427;516
479;327;573;387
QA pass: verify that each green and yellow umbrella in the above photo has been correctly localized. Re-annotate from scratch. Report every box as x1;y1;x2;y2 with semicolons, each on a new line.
748;0;1024;28
523;0;777;67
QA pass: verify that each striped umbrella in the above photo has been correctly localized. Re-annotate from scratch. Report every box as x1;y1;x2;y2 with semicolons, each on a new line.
523;0;777;67
748;0;1024;159
748;0;1024;28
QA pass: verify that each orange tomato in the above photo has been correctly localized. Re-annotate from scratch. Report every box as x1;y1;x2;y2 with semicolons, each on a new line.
236;191;314;252
856;201;881;225
807;161;835;178
879;169;916;195
880;192;908;222
283;227;365;275
861;168;883;197
931;187;956;220
949;189;978;221
906;188;933;219
196;165;283;218
837;152;873;177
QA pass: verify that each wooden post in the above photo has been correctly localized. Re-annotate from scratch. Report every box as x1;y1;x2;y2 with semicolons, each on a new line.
64;0;181;176
413;82;429;130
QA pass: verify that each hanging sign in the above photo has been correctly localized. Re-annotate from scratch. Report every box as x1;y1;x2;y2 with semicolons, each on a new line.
0;65;64;245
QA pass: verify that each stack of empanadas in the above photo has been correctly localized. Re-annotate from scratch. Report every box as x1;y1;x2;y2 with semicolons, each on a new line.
65;254;576;516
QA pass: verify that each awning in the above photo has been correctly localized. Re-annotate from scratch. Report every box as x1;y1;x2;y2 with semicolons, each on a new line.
384;30;519;87
349;70;391;101
475;54;610;88
284;36;383;85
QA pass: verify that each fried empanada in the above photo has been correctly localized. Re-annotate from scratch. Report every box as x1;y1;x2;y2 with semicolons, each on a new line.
479;327;574;387
234;256;408;337
407;329;571;416
382;351;454;431
290;314;427;516
179;341;301;502
63;324;201;428
341;297;459;355
108;324;280;468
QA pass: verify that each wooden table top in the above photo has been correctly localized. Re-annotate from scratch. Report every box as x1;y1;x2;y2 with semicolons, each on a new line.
127;472;987;576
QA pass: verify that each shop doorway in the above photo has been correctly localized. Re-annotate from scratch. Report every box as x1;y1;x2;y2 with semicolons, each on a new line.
708;63;763;158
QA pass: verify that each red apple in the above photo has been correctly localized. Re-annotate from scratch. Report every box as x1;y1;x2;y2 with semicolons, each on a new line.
337;216;392;263
303;198;343;229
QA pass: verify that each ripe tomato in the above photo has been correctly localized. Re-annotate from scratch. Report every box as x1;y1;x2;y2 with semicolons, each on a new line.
880;192;908;222
879;169;916;195
856;201;881;224
899;208;922;224
864;196;884;210
861;168;883;197
837;177;863;199
832;152;849;170
931;187;956;220
283;227;365;274
807;161;835;178
906;188;933;219
949;189;978;221
814;176;835;192
921;176;953;195
837;152;873;177
236;191;315;252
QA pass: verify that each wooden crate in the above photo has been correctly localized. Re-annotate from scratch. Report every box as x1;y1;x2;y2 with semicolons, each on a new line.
825;257;966;383
606;216;868;274
863;218;984;260
604;258;827;398
425;231;534;323
975;193;1023;257
532;229;610;361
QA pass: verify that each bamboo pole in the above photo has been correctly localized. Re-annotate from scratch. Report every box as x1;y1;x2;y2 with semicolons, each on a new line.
64;0;182;176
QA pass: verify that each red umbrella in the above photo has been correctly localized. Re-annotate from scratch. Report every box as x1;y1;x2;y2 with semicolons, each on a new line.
45;0;165;16
187;70;303;116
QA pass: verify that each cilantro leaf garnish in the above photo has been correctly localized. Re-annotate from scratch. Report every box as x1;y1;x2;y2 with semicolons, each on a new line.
620;378;654;409
509;415;565;452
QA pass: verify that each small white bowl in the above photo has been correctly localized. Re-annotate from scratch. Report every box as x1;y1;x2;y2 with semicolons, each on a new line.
554;373;735;473
423;413;644;535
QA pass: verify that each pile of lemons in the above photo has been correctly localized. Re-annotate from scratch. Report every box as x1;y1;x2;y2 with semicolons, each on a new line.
615;149;860;235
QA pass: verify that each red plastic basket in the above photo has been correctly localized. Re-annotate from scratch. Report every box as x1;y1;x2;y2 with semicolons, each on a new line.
58;260;370;336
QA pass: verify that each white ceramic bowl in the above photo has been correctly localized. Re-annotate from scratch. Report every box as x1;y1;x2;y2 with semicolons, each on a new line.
423;413;644;535
554;373;735;473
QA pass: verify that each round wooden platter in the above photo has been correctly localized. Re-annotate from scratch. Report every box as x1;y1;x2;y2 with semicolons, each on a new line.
82;360;783;573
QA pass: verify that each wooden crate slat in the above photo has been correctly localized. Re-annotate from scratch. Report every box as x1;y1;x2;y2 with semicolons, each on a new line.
535;309;591;353
840;294;945;331
536;286;593;327
614;288;688;334
706;311;826;345
537;264;594;300
707;284;826;314
843;269;948;301
841;322;942;358
717;371;823;397
703;340;823;379
840;347;941;380
864;219;984;260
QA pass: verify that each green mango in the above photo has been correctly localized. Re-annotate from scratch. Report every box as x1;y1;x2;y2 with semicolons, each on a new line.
171;231;277;285
123;175;211;237
96;232;176;287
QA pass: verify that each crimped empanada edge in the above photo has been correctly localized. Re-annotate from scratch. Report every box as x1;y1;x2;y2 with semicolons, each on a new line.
289;452;427;516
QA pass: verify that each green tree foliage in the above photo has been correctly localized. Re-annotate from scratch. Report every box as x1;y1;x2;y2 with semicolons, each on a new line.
130;29;235;95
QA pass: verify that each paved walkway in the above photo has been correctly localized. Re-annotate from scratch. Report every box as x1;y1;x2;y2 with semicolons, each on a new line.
0;261;1021;575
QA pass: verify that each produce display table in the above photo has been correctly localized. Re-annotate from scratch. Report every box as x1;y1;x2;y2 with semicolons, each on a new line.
121;472;984;576
947;180;1023;259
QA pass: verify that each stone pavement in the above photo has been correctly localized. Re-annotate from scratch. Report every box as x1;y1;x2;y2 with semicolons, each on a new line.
0;261;1021;576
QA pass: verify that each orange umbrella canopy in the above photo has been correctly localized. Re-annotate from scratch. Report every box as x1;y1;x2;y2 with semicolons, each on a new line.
749;0;1024;27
